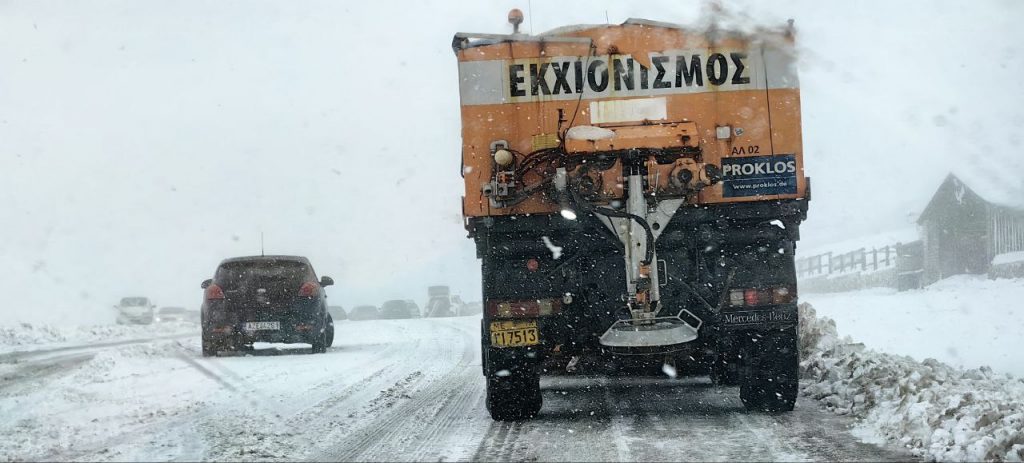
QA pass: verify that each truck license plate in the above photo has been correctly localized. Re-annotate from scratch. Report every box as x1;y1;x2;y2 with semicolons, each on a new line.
244;321;280;331
489;320;539;348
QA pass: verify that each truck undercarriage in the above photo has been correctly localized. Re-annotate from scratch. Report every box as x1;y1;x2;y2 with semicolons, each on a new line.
475;197;807;420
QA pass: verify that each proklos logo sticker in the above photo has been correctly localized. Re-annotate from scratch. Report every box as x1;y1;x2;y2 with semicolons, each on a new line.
721;154;797;198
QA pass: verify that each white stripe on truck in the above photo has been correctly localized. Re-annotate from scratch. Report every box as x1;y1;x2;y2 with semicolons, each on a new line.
458;46;798;106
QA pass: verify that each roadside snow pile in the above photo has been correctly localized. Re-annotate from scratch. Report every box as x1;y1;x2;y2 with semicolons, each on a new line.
799;304;1024;461
0;322;196;351
0;323;67;345
797;303;843;358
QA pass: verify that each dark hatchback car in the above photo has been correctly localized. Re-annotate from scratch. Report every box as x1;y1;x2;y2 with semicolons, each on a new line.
200;255;335;356
379;299;417;319
348;305;379;321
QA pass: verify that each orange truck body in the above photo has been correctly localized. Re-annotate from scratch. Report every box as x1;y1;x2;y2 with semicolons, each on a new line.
454;19;807;219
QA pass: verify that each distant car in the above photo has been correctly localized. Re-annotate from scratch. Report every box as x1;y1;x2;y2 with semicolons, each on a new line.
328;305;347;321
380;299;418;319
404;300;421;318
115;297;155;325
156;306;188;322
458;301;483;316
200;255;335;356
348;305;380;321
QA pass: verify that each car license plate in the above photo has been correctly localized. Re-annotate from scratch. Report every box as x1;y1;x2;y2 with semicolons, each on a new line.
244;321;280;331
489;320;539;348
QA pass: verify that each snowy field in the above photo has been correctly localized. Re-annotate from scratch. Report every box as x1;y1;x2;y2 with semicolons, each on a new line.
805;276;1024;377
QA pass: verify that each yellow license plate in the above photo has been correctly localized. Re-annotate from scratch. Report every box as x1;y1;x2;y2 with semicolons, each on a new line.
489;320;540;348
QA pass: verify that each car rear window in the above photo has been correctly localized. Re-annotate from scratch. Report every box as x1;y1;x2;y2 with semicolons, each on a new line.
120;297;149;306
214;260;313;290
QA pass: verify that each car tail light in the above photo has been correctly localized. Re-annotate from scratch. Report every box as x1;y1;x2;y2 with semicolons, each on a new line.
298;282;319;297
486;299;561;318
526;259;540;272
205;284;225;300
729;286;796;307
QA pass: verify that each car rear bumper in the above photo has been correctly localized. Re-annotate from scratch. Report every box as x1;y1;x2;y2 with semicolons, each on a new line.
207;330;314;345
118;314;153;324
204;316;324;345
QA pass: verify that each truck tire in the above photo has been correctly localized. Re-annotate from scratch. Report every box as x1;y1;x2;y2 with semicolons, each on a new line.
486;373;542;421
740;328;799;412
325;314;335;348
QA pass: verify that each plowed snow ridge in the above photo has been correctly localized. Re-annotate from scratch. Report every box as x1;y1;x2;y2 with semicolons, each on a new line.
799;303;1024;461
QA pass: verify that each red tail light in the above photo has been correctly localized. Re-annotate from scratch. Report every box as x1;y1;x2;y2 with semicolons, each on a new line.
298;282;319;297
205;284;225;300
743;289;759;306
486;299;561;318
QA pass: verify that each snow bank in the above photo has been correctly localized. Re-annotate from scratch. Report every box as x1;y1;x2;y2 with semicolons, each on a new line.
799;304;1024;462
806;276;1024;377
0;321;196;352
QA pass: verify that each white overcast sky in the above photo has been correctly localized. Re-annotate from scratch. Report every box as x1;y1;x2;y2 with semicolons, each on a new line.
1;0;1022;324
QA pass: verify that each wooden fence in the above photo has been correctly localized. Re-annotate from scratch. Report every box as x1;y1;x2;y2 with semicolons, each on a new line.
797;241;924;292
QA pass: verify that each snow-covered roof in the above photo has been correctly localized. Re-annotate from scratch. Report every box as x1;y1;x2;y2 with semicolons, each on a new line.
917;172;1024;224
951;167;1024;211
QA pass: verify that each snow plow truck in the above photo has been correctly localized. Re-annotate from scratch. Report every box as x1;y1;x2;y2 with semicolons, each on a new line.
453;10;809;420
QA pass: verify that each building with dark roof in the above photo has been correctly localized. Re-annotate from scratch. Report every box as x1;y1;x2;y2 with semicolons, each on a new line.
917;174;1024;285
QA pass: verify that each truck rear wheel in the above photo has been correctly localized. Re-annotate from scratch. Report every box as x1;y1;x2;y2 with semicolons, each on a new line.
740;329;799;412
486;373;542;421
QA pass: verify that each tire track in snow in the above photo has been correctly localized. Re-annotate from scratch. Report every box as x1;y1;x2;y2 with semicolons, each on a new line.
172;337;416;461
0;352;95;397
314;320;480;461
602;377;634;462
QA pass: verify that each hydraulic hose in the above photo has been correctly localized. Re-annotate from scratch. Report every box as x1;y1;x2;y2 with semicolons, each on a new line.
568;185;655;266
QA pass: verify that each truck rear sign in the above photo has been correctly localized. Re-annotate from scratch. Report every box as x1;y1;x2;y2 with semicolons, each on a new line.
721;155;798;197
457;47;798;106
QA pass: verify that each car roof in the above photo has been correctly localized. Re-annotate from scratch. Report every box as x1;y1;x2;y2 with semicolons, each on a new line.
219;255;311;265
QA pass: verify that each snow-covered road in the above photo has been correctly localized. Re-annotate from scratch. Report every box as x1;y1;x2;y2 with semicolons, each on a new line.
0;317;909;462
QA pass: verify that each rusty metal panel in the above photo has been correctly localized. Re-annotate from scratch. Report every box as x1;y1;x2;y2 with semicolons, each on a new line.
454;22;806;217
